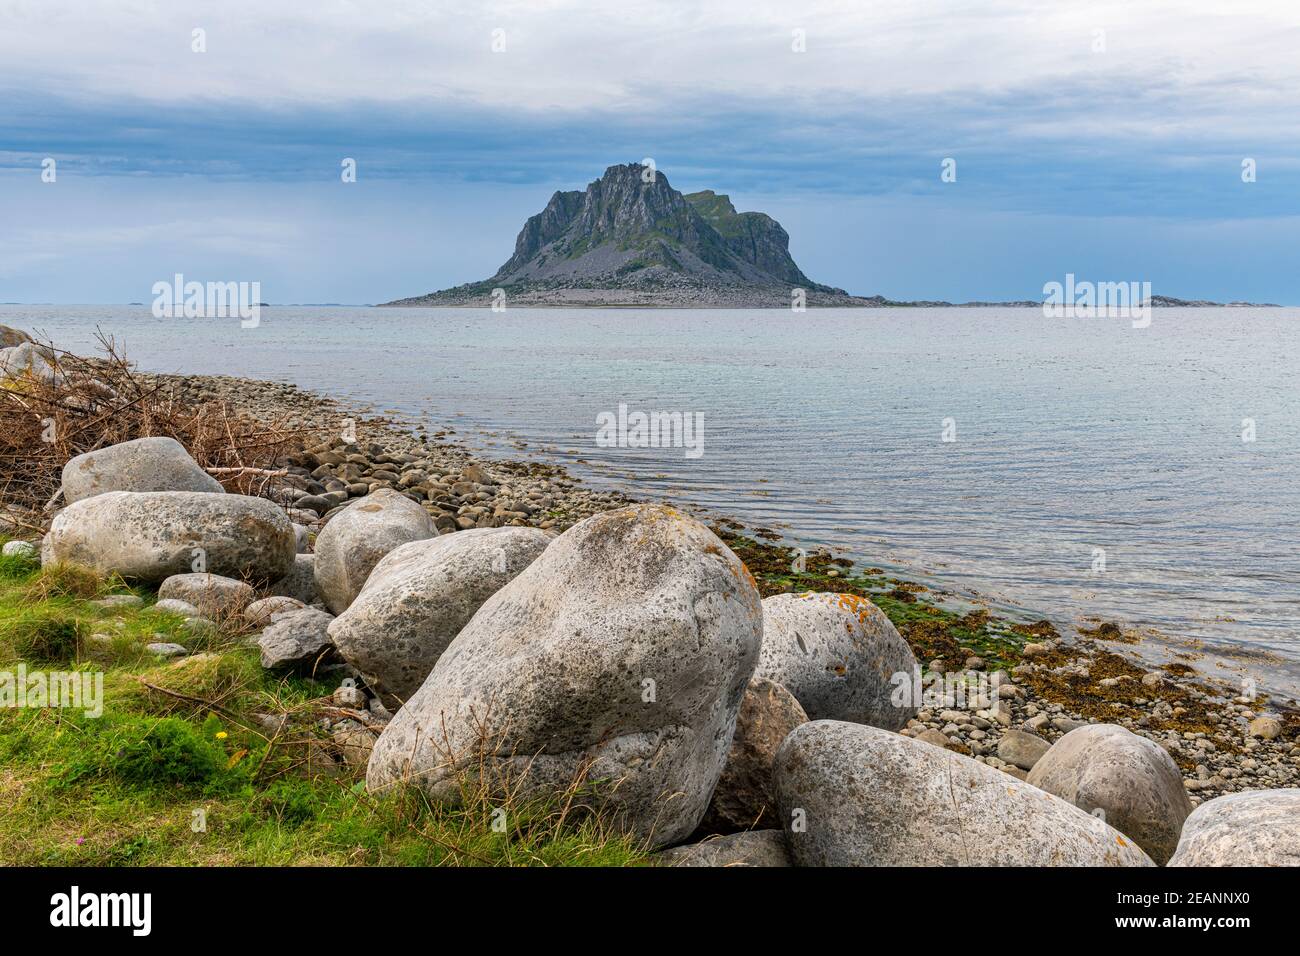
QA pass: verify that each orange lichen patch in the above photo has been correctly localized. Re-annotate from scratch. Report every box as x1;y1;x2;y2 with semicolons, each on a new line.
1117;836;1127;847
829;592;883;628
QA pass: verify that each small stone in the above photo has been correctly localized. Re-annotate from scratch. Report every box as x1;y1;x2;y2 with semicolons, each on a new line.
2;540;38;559
91;594;144;609
997;729;1051;770
153;598;201;618
145;642;188;658
1249;716;1283;740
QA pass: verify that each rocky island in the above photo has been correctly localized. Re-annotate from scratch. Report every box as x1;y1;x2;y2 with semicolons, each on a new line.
382;163;872;308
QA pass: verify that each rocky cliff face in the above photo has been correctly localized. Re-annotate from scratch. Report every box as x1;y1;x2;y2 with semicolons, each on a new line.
386;163;853;306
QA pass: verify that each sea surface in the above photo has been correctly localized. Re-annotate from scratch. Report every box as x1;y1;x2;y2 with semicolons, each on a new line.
8;304;1300;698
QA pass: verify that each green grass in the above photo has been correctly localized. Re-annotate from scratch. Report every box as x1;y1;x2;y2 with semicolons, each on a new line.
0;539;647;866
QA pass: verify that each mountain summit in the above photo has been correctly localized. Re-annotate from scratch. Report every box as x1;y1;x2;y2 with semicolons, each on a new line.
384;163;862;307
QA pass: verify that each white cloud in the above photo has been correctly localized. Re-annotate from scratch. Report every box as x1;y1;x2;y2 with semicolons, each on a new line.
2;0;1297;126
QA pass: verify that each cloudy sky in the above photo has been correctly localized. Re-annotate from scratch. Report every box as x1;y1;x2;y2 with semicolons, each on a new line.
2;0;1299;303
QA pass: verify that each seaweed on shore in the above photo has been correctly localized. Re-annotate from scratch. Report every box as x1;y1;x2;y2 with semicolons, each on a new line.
710;527;1026;671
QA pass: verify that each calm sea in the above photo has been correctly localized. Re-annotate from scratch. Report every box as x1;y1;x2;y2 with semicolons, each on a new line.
8;304;1299;697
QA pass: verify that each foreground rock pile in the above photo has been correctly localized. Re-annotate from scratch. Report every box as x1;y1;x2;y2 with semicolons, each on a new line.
5;332;1298;867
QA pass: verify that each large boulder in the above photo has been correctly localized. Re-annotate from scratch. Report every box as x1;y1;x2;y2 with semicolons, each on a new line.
313;489;437;613
42;491;294;585
773;720;1155;866
702;676;808;831
756;592;917;729
61;437;223;504
328;527;552;704
1168;789;1300;866
656;830;792;867
158;572;256;618
258;607;336;671
366;504;764;848
1027;723;1192;865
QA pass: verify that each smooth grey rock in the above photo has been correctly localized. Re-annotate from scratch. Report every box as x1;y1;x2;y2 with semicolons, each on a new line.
756;592;917;729
145;642;189;657
1027;723;1192;865
313;489;437;613
2;540;38;560
997;728;1051;770
367;504;763;849
328;527;551;704
244;595;306;628
153;598;201;618
43;491;294;585
1169;789;1300;866
267;553;318;604
258;607;336;671
656;830;792;867
158;572;255;618
773;720;1155;867
61;436;223;504
703;676;808;831
292;523;312;553
90;594;144;609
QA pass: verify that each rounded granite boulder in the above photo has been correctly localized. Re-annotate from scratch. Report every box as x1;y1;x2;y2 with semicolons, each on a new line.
42;490;294;585
61;436;224;504
773;720;1155;867
1168;789;1300;866
756;591;917;729
1027;723;1192;865
158;572;256;619
366;504;764;848
328;527;552;705
313;489;437;613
